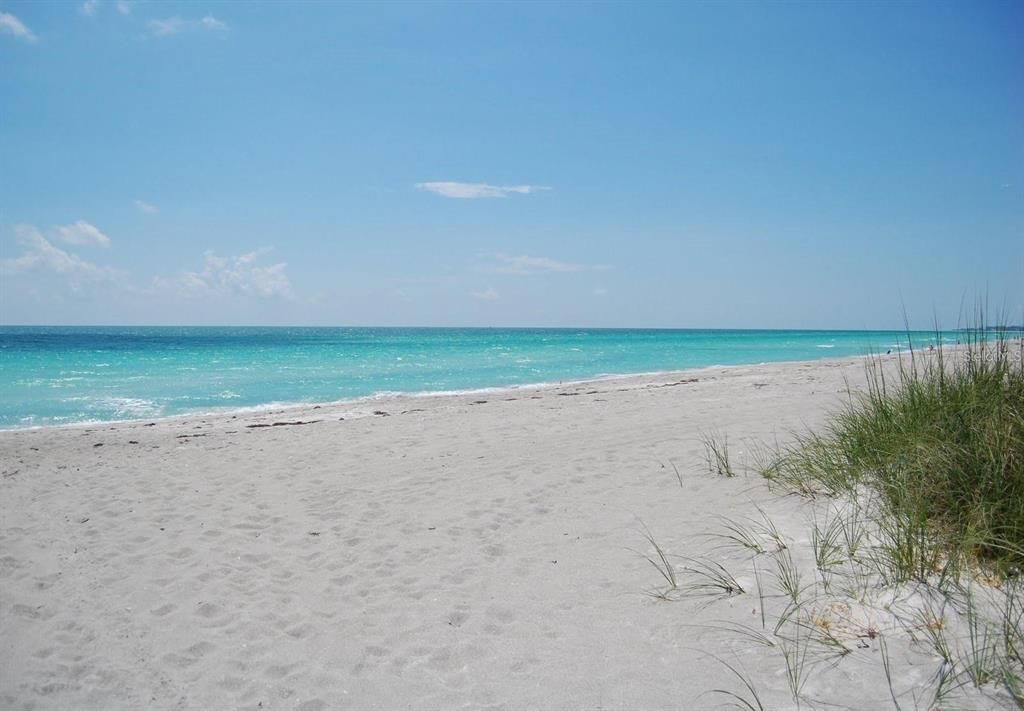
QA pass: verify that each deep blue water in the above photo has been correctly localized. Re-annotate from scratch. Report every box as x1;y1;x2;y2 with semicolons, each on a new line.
0;327;954;429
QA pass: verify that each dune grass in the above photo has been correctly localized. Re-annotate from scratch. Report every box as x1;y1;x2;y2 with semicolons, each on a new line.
702;430;737;477
764;327;1024;575
690;496;1024;708
676;324;1024;708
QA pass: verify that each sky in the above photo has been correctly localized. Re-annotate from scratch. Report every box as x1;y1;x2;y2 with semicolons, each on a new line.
0;0;1021;329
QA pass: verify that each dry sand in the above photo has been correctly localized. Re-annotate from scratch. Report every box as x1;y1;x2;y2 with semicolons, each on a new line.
0;354;980;710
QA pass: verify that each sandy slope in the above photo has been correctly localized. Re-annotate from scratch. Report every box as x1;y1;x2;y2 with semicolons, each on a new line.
0;354;961;710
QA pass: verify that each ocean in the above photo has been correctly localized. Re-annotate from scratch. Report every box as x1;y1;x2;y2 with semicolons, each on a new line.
0;326;955;429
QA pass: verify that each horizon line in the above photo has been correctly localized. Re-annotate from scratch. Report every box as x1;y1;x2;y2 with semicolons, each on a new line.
0;323;1010;333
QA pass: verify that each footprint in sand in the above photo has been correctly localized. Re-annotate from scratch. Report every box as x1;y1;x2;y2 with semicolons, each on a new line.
194;602;222;619
482;543;506;560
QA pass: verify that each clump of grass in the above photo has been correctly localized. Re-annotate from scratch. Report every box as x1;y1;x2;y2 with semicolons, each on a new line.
772;546;804;605
962;584;1002;688
677;556;745;597
911;597;954;665
633;524;677;598
810;509;847;591
777;616;811;705
765;325;1024;573
710;506;787;556
761;431;858;498
702;431;736;477
867;509;960;587
632;525;745;600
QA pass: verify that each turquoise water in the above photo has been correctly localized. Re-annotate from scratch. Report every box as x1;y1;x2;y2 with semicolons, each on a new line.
0;327;956;429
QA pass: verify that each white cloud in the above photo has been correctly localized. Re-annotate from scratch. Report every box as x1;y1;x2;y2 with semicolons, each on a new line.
134;199;158;214
154;249;294;299
415;182;551;199
147;17;184;35
148;15;228;36
472;287;499;301
200;15;227;31
1;225;116;283
79;1;136;18
483;254;609;275
0;12;37;42
54;220;111;248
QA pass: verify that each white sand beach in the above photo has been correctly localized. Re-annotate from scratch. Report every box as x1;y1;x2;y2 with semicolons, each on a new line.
0;353;999;710
5;0;1018;706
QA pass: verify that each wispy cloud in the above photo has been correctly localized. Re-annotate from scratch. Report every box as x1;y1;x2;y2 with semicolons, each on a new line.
147;16;184;36
134;199;158;214
154;249;293;299
472;287;499;301
0;11;37;42
79;1;135;18
199;15;227;31
148;15;228;37
482;254;609;275
54;220;111;248
1;225;116;284
415;182;551;199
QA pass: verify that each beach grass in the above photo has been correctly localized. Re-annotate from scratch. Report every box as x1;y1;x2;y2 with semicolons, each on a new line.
701;431;736;478
688;323;1024;707
765;326;1024;574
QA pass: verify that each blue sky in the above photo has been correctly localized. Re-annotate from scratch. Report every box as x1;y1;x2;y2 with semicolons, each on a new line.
1;0;1021;328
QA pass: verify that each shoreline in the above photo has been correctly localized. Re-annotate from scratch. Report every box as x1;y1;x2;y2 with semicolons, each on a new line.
2;323;974;434
0;348;918;435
